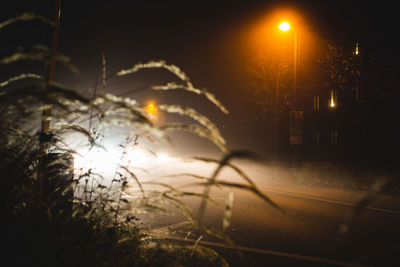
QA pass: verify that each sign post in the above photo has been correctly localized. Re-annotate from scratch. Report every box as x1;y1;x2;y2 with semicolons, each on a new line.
289;110;303;174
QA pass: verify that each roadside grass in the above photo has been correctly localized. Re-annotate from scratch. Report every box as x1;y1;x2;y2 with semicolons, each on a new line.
3;8;393;267
0;11;281;267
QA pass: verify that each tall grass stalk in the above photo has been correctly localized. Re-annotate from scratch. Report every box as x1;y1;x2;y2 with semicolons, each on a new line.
0;11;281;267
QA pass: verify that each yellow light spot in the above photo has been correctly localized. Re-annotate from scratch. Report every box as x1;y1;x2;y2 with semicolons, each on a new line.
330;90;336;108
355;42;359;55
278;21;290;31
145;103;156;114
144;102;157;121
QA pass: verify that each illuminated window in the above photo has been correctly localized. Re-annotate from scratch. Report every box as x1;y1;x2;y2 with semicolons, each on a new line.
329;89;338;108
331;128;338;145
354;42;359;56
313;95;320;111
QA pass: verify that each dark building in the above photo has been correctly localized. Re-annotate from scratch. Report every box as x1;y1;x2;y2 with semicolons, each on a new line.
300;43;399;170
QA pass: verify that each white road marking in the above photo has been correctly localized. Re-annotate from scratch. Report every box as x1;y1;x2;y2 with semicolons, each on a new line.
262;188;400;215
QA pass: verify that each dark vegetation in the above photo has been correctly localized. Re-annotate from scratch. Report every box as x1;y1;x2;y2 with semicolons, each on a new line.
2;3;398;267
0;7;281;267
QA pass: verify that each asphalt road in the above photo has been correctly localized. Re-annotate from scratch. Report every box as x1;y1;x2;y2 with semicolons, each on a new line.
126;159;400;267
209;186;400;266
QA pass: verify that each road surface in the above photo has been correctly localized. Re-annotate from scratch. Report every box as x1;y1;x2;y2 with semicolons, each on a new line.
125;159;400;266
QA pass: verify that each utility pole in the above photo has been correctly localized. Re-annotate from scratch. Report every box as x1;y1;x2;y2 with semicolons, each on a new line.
39;1;73;194
291;30;301;174
41;0;61;148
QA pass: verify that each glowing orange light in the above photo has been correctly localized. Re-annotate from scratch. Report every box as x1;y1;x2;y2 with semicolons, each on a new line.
330;90;336;108
355;42;359;55
145;102;157;117
278;21;291;31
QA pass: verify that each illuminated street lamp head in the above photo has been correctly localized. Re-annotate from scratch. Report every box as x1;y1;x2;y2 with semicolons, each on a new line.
145;102;157;120
278;21;291;31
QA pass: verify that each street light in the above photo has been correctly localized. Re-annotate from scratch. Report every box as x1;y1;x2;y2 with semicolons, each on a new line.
278;21;290;32
278;21;298;106
278;21;297;101
145;101;158;121
278;20;302;170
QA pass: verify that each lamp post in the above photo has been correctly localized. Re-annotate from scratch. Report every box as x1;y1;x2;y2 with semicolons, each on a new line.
278;21;302;173
278;21;298;106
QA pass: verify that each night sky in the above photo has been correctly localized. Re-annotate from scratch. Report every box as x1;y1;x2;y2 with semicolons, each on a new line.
1;0;399;156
